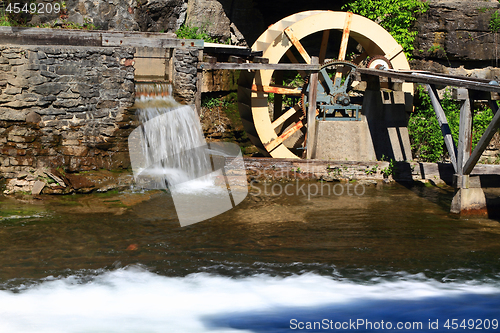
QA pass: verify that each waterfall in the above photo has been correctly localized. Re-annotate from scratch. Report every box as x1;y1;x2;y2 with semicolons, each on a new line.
128;83;248;226
129;83;213;190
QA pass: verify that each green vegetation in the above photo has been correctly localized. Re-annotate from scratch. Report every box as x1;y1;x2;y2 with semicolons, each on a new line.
380;155;397;178
342;0;429;57
408;86;495;162
175;24;219;43
365;165;378;175
490;10;500;33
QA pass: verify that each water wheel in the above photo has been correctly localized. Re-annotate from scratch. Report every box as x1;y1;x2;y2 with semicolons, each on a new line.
238;11;412;158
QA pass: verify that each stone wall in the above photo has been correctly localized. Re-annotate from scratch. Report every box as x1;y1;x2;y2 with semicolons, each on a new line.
173;48;199;104
413;0;500;72
0;45;136;178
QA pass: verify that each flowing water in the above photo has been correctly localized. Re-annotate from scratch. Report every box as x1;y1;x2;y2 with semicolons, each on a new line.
0;183;500;332
0;84;500;332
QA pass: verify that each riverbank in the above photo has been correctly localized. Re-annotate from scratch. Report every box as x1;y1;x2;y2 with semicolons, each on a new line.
5;157;500;196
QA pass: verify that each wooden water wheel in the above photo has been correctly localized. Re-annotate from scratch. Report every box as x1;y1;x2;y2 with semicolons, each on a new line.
238;11;412;158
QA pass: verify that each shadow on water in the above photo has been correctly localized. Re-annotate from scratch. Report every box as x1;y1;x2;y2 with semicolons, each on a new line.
203;293;500;333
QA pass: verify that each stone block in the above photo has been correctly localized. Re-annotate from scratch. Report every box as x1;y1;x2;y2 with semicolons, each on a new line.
40;70;57;79
25;111;42;123
3;52;21;59
61;146;88;157
53;98;81;108
3;86;22;95
55;65;81;76
28;75;47;86
0;110;28;121
0;64;12;71
32;83;66;95
9;59;25;66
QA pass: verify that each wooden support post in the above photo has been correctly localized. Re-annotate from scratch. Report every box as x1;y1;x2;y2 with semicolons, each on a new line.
306;57;319;159
457;93;473;176
450;89;487;215
463;97;500;175
196;50;203;115
488;99;499;115
427;84;458;172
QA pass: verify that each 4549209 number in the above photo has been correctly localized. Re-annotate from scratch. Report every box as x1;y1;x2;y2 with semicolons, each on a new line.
444;319;498;330
4;2;61;14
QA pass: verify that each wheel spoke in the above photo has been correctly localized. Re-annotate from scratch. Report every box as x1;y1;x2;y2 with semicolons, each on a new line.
338;12;353;61
319;30;330;64
265;120;304;152
271;105;301;129
319;68;335;93
284;27;311;64
251;84;302;95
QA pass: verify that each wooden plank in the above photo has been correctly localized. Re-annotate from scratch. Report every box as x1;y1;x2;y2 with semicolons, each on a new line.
463;98;500;175
284;27;311;64
251;84;302;95
271;107;299;129
338;12;353;61
358;68;500;94
319;30;330;64
0;26;101;46
265;121;304;152
457;93;473;176
427;84;458;172
102;36;203;48
306;57;319;159
198;62;320;71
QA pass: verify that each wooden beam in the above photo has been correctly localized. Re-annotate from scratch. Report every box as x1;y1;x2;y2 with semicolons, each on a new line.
319;30;330;64
284;27;311;64
358;68;500;94
251;84;302;95
463;98;500;175
306;57;319;159
265;121;304;152
198;62;320;71
427;84;458;172
338;12;353;61
271;107;299;129
457;93;474;175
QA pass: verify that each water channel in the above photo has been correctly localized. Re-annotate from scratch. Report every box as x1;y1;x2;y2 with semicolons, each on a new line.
0;182;499;332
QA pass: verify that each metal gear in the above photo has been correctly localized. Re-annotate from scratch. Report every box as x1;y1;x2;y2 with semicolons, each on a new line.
301;60;358;116
367;55;393;70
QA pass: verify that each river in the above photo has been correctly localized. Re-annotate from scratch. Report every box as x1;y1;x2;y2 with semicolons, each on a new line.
0;182;499;332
